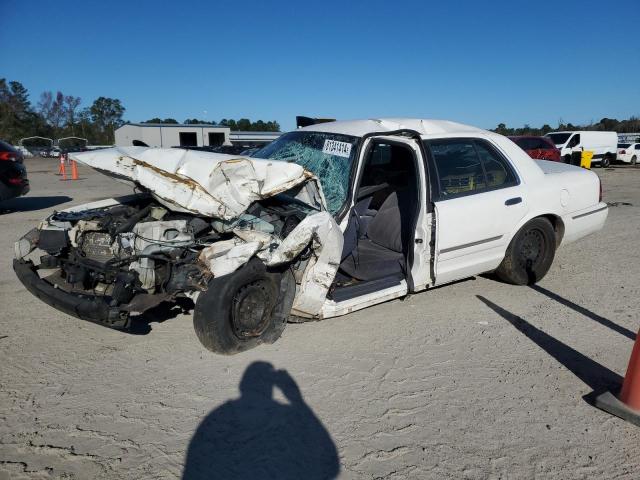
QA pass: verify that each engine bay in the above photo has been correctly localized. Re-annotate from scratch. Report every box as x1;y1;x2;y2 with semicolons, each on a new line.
17;193;316;318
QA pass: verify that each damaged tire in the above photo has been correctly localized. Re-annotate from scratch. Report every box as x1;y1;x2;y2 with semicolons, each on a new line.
193;258;295;354
495;217;556;285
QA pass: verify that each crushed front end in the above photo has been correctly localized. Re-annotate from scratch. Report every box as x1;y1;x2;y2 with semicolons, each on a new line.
14;188;334;329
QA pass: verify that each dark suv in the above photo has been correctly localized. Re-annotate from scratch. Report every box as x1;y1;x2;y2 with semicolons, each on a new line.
0;140;30;201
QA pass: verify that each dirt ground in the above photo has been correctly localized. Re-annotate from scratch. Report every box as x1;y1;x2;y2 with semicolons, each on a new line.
1;157;639;479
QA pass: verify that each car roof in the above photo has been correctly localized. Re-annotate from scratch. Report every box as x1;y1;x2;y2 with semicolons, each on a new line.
299;118;486;138
508;135;548;140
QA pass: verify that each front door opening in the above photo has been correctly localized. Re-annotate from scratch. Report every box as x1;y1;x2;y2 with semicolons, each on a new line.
333;141;419;297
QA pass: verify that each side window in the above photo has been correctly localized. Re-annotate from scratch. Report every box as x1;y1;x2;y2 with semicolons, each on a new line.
635;145;640;150
475;141;518;189
428;139;519;200
429;141;486;198
568;134;580;148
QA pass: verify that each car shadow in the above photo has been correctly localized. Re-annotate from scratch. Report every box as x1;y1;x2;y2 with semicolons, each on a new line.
128;297;194;335
0;195;72;213
477;295;622;404
530;284;636;340
182;361;340;480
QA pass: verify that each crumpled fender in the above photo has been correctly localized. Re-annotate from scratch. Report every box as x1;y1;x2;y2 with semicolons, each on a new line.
274;212;342;317
198;211;342;318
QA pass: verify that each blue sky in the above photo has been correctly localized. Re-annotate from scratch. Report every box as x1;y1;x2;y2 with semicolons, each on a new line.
1;0;638;131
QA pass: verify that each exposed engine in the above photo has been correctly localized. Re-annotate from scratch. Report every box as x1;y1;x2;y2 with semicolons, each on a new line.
22;193;313;317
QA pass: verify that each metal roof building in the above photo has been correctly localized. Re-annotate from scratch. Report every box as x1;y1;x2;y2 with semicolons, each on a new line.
115;123;282;148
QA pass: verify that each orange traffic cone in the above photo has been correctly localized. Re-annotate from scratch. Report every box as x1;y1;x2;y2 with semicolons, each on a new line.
57;155;65;175
71;160;79;180
60;159;67;180
596;328;640;426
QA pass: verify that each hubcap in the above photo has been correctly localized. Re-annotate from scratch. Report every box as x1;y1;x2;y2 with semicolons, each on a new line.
519;228;545;271
231;280;276;339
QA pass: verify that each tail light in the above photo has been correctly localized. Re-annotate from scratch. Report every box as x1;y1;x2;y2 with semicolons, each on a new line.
0;151;18;161
620;150;626;154
598;177;603;202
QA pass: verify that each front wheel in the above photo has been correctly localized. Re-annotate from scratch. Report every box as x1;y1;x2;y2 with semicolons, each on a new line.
193;258;295;354
495;218;556;285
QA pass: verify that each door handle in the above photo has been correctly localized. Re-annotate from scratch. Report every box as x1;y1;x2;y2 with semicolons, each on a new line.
505;197;522;206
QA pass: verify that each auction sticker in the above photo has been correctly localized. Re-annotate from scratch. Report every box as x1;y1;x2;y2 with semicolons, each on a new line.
323;139;352;158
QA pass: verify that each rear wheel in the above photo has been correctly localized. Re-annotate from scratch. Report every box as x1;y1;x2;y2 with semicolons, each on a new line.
631;156;637;166
601;155;611;168
193;258;295;354
496;218;556;285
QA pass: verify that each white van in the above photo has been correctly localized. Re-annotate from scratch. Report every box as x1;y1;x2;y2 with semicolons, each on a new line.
545;131;617;167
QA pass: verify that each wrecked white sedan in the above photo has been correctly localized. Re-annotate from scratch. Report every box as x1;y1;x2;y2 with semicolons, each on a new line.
14;119;608;354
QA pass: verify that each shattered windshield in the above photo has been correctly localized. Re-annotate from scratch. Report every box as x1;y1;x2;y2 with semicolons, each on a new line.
252;131;359;215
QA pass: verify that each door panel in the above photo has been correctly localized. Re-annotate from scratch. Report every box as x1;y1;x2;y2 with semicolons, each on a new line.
434;185;527;284
426;137;529;285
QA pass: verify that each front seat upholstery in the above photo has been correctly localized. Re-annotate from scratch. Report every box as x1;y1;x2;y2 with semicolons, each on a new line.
340;191;413;281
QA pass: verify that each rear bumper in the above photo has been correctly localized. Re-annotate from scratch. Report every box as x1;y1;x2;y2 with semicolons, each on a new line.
562;202;608;244
13;258;130;329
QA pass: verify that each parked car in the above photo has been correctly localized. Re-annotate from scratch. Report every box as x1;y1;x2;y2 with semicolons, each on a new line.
15;145;34;158
509;136;561;161
617;143;639;165
0;140;30;201
49;147;62;158
545;131;617;167
13;119;607;354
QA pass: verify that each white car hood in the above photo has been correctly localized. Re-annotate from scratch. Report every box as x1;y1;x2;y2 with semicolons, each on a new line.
71;147;321;220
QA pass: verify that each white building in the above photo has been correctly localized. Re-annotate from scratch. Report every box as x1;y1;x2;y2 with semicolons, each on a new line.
115;123;282;149
115;123;231;148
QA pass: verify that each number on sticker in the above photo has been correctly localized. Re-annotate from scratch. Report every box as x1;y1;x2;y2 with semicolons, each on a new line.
322;139;352;158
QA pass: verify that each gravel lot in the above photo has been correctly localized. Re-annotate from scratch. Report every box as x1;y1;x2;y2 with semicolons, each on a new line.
1;157;639;479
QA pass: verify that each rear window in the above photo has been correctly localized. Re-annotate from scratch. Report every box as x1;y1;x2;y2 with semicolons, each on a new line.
546;133;571;145
618;143;631;148
513;137;554;150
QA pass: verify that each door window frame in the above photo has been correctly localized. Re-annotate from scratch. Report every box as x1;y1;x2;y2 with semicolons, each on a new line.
423;137;521;202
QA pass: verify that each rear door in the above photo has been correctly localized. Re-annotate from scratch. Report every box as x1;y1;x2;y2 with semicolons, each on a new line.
425;137;528;285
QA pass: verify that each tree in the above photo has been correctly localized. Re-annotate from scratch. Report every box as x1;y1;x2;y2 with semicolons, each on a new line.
38;91;66;135
90;97;125;144
0;79;35;142
184;118;214;125
64;95;82;135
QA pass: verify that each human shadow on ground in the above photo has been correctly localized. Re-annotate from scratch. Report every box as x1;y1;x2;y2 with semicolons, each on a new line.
183;361;340;480
530;284;636;340
0;195;72;213
477;295;623;402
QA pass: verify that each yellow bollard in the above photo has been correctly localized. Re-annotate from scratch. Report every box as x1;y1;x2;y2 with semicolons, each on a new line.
581;150;593;169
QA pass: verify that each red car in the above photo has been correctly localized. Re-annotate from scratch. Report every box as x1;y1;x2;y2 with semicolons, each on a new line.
509;136;561;162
